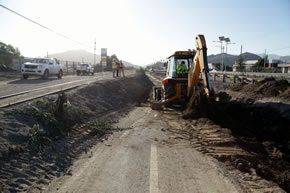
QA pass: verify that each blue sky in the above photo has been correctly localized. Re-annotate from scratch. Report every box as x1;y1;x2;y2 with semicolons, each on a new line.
0;0;289;65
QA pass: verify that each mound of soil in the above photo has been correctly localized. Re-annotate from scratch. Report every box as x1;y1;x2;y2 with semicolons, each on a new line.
230;77;290;100
185;78;290;191
69;73;153;119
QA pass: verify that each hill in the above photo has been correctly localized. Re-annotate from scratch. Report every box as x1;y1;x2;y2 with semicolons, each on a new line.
208;52;261;67
49;49;136;68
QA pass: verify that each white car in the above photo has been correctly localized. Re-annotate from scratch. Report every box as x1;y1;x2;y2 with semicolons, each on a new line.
76;64;95;75
21;58;64;80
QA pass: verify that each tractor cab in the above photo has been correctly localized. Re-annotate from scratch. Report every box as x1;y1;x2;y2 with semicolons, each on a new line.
166;51;195;79
162;51;195;99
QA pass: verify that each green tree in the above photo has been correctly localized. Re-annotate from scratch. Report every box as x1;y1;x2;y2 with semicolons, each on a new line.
255;58;265;68
0;41;22;67
214;63;221;70
235;58;245;72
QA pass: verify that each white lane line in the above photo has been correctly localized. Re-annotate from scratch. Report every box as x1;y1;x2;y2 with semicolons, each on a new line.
150;144;159;193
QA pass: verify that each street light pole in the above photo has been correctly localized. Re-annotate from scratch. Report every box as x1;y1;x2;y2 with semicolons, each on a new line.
214;36;235;71
224;38;235;71
213;36;226;71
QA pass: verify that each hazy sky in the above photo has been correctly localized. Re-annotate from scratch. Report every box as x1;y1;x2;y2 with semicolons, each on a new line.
0;0;290;65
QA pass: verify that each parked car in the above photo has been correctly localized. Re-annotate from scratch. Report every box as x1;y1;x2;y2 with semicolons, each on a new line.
21;58;64;80
76;64;95;75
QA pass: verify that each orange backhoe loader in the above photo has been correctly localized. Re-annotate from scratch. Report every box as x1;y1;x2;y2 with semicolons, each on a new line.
152;34;215;110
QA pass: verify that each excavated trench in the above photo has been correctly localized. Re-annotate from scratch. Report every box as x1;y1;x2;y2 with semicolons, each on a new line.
185;78;290;191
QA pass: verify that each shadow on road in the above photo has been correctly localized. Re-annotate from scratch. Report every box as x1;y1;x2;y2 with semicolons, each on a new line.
8;78;58;84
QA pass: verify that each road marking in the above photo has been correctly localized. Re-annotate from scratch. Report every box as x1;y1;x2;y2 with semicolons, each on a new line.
150;144;159;193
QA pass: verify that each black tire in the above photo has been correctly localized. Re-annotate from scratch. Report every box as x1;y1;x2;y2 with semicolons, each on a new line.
57;70;63;79
23;74;28;79
42;70;49;80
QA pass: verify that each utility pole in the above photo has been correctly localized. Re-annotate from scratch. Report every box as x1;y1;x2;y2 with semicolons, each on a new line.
224;38;235;71
264;48;267;67
240;45;243;60
213;36;225;71
94;38;96;65
221;46;224;71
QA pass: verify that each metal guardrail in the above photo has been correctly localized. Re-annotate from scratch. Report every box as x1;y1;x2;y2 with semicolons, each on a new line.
148;69;290;83
210;71;290;83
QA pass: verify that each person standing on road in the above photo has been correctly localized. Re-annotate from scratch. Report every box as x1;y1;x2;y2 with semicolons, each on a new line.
116;60;120;77
112;59;117;78
119;60;125;77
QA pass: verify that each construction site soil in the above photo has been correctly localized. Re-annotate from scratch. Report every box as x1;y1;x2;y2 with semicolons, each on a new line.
184;78;290;192
0;72;289;192
0;72;152;192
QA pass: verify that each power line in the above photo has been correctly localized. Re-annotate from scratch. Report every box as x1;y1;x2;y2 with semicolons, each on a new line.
268;46;290;52
0;3;92;49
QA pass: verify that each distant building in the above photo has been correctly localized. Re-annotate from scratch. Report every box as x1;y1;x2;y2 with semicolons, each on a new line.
278;63;290;73
208;63;218;71
232;60;258;72
265;59;280;68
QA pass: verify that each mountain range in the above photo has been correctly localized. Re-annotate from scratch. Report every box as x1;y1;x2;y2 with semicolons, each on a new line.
49;49;137;68
208;52;261;67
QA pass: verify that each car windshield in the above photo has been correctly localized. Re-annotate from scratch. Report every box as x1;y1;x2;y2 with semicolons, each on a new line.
32;59;48;64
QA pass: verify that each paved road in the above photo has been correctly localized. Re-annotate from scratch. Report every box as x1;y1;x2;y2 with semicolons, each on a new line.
0;71;134;107
0;72;111;97
44;106;243;193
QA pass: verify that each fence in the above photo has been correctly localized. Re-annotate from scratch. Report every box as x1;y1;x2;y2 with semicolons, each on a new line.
210;71;290;84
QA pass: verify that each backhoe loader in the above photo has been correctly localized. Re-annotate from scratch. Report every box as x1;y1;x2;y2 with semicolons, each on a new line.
151;35;215;111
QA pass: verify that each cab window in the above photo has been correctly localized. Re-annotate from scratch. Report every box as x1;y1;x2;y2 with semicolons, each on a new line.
167;56;177;78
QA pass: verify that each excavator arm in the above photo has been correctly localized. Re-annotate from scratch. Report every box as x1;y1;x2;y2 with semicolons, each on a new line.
187;35;214;97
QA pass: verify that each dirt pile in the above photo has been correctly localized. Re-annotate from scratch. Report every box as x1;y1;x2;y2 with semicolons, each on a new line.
69;73;153;119
183;78;290;192
0;72;153;192
230;77;290;100
185;118;288;192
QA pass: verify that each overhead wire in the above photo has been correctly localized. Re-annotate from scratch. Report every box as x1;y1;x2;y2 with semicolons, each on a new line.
268;46;290;52
0;3;93;50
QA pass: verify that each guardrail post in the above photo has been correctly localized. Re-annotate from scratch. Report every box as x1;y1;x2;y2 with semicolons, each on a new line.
222;74;226;82
214;73;216;82
233;76;237;83
73;61;75;75
66;62;69;74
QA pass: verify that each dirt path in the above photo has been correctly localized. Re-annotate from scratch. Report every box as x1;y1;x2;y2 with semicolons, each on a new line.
45;106;243;193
